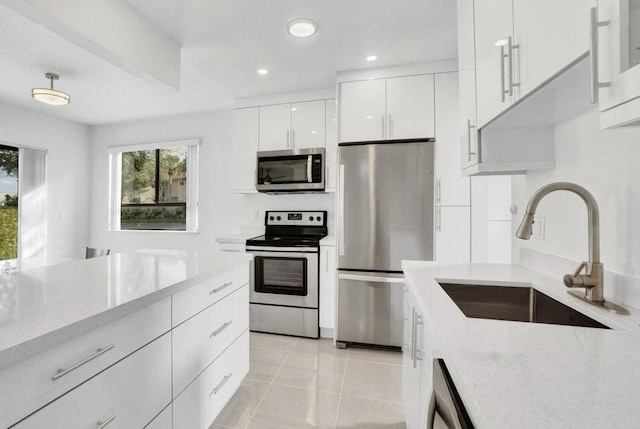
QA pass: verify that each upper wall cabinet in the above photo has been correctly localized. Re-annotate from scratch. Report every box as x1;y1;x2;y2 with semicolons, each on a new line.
339;75;435;142
597;0;640;128
259;100;326;151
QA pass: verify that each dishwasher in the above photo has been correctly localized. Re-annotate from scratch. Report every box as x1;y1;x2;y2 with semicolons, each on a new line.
428;359;475;429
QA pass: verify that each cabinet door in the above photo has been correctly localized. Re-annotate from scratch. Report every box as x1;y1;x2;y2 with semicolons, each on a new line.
513;0;595;98
386;75;435;139
259;104;291;151
598;0;640;111
458;0;480;170
435;206;471;263
320;245;336;331
474;0;514;126
435;72;470;206
325;99;338;190
291;100;325;149
402;294;421;429
232;108;259;192
339;79;386;142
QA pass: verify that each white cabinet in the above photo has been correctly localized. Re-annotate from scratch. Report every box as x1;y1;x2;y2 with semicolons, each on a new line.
471;176;512;263
325;99;338;191
145;406;172;429
339;75;435;142
458;0;480;171
435;206;471;264
232;107;259;192
320;244;336;333
14;333;172;429
259;100;326;151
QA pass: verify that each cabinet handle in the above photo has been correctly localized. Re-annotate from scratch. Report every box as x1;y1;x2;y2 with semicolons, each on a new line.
411;308;417;368
589;7;611;104
210;321;232;338
381;114;385;139
436;179;442;204
507;36;520;96
210;281;233;294
292;128;295;148
500;44;507;102
96;415;116;429
388;114;393;139
52;344;116;381
210;373;233;396
467;119;476;161
415;314;424;362
286;129;290;149
437;207;442;232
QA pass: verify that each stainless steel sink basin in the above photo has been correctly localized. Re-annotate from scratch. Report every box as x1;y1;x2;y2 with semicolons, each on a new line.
438;283;609;329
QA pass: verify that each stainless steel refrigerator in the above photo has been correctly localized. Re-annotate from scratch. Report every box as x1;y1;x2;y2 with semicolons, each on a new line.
337;140;434;349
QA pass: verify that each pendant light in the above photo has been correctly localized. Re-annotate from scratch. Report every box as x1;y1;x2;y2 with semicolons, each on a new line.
32;72;71;106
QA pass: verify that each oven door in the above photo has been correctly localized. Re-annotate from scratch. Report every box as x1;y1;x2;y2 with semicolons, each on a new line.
248;248;319;308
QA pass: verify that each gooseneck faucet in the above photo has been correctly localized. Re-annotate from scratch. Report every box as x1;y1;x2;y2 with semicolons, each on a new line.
516;182;604;301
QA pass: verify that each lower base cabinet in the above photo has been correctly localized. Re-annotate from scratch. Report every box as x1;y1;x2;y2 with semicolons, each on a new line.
145;406;172;429
173;331;249;429
14;333;172;429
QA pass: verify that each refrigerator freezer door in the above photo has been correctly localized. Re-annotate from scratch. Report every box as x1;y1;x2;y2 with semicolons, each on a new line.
338;141;434;272
337;271;405;347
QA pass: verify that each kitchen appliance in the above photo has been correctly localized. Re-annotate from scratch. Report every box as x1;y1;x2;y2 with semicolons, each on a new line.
246;210;327;338
428;359;474;429
337;139;434;349
256;148;325;193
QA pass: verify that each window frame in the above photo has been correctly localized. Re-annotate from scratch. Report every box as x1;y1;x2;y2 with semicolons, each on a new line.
108;139;200;233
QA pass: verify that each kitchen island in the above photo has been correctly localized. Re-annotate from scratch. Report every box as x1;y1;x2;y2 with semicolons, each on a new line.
402;261;640;429
0;249;252;429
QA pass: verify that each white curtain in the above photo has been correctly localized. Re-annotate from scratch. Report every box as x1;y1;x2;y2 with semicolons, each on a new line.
18;148;47;270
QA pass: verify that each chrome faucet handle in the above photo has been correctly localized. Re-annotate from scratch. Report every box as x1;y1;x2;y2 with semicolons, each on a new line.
563;261;598;289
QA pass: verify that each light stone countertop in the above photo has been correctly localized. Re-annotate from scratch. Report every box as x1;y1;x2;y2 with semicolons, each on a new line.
0;249;252;369
319;236;335;246
402;261;640;429
215;232;261;243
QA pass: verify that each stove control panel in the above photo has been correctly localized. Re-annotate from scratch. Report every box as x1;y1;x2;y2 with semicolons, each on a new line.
265;211;326;226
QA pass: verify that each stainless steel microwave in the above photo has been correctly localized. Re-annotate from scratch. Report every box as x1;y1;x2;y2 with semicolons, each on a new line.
256;148;325;193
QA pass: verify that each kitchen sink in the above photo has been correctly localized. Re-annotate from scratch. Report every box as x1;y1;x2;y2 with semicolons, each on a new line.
438;283;610;329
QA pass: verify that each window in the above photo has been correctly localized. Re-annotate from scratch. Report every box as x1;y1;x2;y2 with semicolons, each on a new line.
0;145;18;262
109;139;199;232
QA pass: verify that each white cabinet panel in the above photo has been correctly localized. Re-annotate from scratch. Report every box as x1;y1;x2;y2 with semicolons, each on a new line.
435;206;471;264
291;100;326;149
325;99;338;190
144;406;172;429
402;292;421;429
173;331;249;429
386;74;435;139
474;0;514;126
458;69;479;170
14;334;172;429
340;79;386;142
435;72;470;206
259;104;292;151
232;108;259;192
320;245;336;331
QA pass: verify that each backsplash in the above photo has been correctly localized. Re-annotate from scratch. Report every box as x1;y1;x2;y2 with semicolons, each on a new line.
520;248;640;310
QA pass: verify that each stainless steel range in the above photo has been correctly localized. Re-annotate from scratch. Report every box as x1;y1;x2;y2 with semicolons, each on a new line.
246;210;327;339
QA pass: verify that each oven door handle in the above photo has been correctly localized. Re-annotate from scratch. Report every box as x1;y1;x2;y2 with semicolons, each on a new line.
246;246;319;253
338;273;404;284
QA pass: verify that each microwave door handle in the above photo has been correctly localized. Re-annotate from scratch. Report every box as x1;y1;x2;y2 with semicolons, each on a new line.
307;155;313;183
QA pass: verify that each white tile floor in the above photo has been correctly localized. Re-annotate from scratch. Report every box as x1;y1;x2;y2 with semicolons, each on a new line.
211;332;406;429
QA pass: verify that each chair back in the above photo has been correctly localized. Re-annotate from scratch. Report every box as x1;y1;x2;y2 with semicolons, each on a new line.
86;247;111;259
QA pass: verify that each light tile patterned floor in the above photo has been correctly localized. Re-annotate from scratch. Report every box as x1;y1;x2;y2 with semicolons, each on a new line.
211;332;406;429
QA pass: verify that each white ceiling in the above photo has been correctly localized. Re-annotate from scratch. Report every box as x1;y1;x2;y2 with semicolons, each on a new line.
0;0;457;125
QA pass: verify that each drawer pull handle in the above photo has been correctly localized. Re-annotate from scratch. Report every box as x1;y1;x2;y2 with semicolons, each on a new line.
210;281;233;294
96;415;116;429
210;373;233;396
209;321;232;338
52;344;116;381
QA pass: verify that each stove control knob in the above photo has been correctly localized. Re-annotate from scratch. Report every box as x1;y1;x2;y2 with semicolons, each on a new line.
269;216;274;221
309;216;314;221
316;216;321;222
276;216;281;221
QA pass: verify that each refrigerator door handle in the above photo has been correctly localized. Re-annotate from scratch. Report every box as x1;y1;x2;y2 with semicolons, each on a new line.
338;273;405;284
339;164;345;256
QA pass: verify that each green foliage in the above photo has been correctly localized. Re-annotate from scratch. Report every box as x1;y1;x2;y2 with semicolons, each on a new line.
4;194;17;207
121;148;187;203
0;150;18;177
121;206;186;223
0;207;18;260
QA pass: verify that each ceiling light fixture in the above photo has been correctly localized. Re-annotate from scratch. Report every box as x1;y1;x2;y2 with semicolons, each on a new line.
287;18;318;38
257;68;269;75
366;55;378;62
32;72;70;106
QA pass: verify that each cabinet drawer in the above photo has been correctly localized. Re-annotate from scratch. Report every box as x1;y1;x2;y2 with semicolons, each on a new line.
0;298;171;428
173;331;249;429
172;285;249;396
172;263;249;326
144;405;172;429
13;333;172;429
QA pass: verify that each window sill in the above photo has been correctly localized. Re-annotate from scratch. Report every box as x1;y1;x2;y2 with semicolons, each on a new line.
108;229;200;234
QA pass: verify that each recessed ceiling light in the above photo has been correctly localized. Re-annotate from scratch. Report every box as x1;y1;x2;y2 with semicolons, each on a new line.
31;72;70;106
287;19;318;38
257;69;269;75
366;55;378;62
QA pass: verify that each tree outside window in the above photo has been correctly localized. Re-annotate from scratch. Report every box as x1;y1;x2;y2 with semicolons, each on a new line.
0;146;18;260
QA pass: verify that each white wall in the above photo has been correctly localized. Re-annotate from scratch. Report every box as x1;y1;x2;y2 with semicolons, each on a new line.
0;101;90;265
512;108;640;279
88;110;335;253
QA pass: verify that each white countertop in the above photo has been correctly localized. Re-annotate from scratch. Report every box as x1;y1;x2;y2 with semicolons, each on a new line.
402;261;640;429
320;236;335;246
215;232;262;243
0;249;252;369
